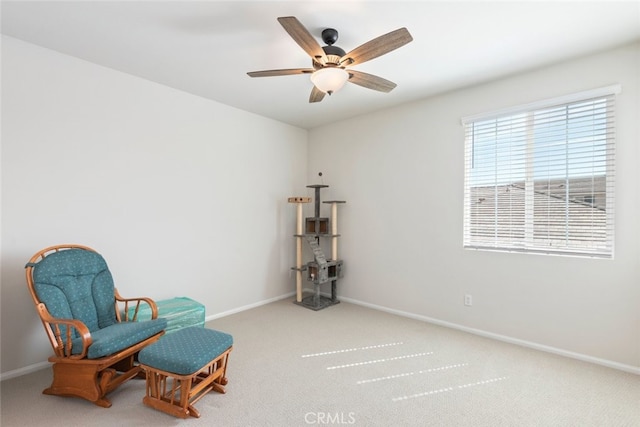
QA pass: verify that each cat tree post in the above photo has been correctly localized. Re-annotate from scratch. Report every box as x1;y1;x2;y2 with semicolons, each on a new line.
324;200;346;260
324;200;346;304
331;202;338;259
288;197;311;302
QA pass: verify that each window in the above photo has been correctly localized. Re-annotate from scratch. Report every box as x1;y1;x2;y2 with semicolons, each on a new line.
462;86;619;258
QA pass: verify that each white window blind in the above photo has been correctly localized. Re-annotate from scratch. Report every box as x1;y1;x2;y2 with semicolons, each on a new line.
462;86;618;258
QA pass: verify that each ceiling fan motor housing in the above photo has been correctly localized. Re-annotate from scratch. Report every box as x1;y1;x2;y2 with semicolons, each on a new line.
311;28;346;68
313;45;347;69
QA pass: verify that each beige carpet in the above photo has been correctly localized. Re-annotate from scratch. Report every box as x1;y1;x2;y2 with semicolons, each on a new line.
1;298;639;426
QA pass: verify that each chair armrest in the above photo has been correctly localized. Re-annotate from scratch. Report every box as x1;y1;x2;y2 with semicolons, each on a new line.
114;288;159;321
36;303;92;359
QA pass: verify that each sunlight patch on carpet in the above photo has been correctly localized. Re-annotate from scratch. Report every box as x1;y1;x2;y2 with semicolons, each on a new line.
357;363;469;384
301;342;404;358
392;376;509;401
326;352;434;370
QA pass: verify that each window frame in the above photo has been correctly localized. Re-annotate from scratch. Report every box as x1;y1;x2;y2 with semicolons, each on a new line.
461;85;620;258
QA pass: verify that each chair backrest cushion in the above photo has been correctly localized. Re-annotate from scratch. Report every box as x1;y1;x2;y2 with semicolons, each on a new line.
32;248;117;336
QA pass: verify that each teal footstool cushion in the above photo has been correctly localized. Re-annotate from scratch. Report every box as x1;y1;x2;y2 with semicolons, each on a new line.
139;326;233;375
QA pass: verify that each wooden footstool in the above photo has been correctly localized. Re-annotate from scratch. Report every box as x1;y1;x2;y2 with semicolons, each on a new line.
138;326;233;418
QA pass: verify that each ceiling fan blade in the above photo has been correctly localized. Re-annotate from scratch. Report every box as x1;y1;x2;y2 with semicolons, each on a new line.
309;86;326;103
347;70;397;93
277;16;328;64
340;27;413;67
247;68;314;77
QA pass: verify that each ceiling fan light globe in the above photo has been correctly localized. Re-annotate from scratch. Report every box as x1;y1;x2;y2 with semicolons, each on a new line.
310;67;348;95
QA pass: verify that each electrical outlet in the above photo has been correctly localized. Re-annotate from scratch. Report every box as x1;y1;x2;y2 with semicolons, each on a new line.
464;294;473;306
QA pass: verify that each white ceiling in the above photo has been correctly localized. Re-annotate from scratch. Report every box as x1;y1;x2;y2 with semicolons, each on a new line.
2;1;639;129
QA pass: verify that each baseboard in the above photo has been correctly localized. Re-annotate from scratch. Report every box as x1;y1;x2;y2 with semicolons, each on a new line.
205;292;296;322
0;361;50;381
338;296;640;376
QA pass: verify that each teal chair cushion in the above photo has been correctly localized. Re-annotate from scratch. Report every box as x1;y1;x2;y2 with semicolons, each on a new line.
139;327;233;375
32;248;117;336
74;318;167;359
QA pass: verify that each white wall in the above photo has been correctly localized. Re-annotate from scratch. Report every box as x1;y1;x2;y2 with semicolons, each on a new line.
0;36;308;375
308;42;640;370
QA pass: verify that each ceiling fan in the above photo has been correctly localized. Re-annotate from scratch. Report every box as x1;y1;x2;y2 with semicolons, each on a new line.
247;16;413;103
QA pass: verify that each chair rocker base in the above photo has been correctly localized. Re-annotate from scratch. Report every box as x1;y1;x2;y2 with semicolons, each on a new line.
43;332;163;407
44;362;138;408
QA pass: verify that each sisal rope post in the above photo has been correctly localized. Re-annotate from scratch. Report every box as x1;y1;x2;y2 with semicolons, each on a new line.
288;197;311;302
331;202;338;260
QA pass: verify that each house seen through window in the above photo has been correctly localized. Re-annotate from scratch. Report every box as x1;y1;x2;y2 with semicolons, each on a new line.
462;87;618;258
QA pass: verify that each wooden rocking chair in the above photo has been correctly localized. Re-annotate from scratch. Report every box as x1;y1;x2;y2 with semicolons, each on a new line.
25;244;167;408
